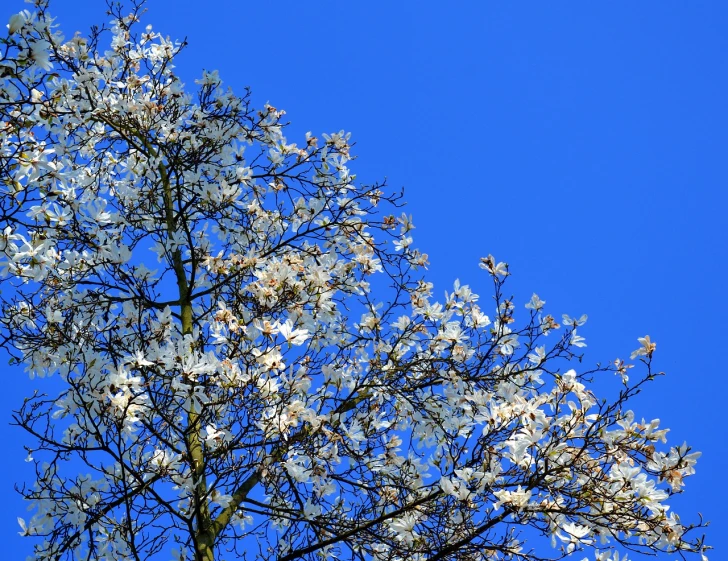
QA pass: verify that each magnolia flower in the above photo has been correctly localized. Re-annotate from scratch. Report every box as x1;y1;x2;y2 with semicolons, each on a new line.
630;335;656;359
344;419;366;450
388;512;420;546
393;236;413;252
252;347;285;372
131;350;155;367
284;458;311;483
45;306;62;324
525;293;545;311
613;359;633;384
393;315;410;331
149;449;181;472
479;255;509;277
570;329;587;348
469;308;491;328
30;40;53;71
278;320;309;346
563;313;588;327
302;500;321;520
210;490;233;508
8;12;27;34
440;477;471;501
493;486;532;510
204;425;227;447
256;376;280;397
499;333;520;355
557;522;592;554
253;318;278;338
195;69;220;86
528;345;547;365
17;517;32;536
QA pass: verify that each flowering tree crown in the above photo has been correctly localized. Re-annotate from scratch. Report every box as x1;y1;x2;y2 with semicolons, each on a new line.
0;2;708;561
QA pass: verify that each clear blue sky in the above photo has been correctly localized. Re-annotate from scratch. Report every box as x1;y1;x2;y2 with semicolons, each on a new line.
2;1;725;559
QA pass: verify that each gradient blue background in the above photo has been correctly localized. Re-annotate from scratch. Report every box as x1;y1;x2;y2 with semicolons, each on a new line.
2;1;725;559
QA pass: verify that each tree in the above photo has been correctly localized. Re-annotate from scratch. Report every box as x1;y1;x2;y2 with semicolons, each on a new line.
0;2;709;561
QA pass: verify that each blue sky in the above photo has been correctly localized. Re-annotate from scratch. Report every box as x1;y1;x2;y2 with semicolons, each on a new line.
2;1;726;559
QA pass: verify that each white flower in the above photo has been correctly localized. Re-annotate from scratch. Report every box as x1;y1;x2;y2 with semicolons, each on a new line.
440;477;470;501
388;512;420;546
479;255;509;277
252;348;285;372
131;350;155;367
528;345;546;365
278;320;309;346
302;500;321;520
499;333;520;355
393;236;413;251
8;12;28;34
344;419;366;450
557;522;592;553
284;458;310;483
204;425;227;448
45;306;62;324
210;490;233;508
562;314;588;327
570;329;587;348
525;293;545;311
397;212;415;233
630;335;656;359
195;69;220;86
149;449;181;473
393;315;410;331
256;376;280;397
493;486;531;510
30;40;53;71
